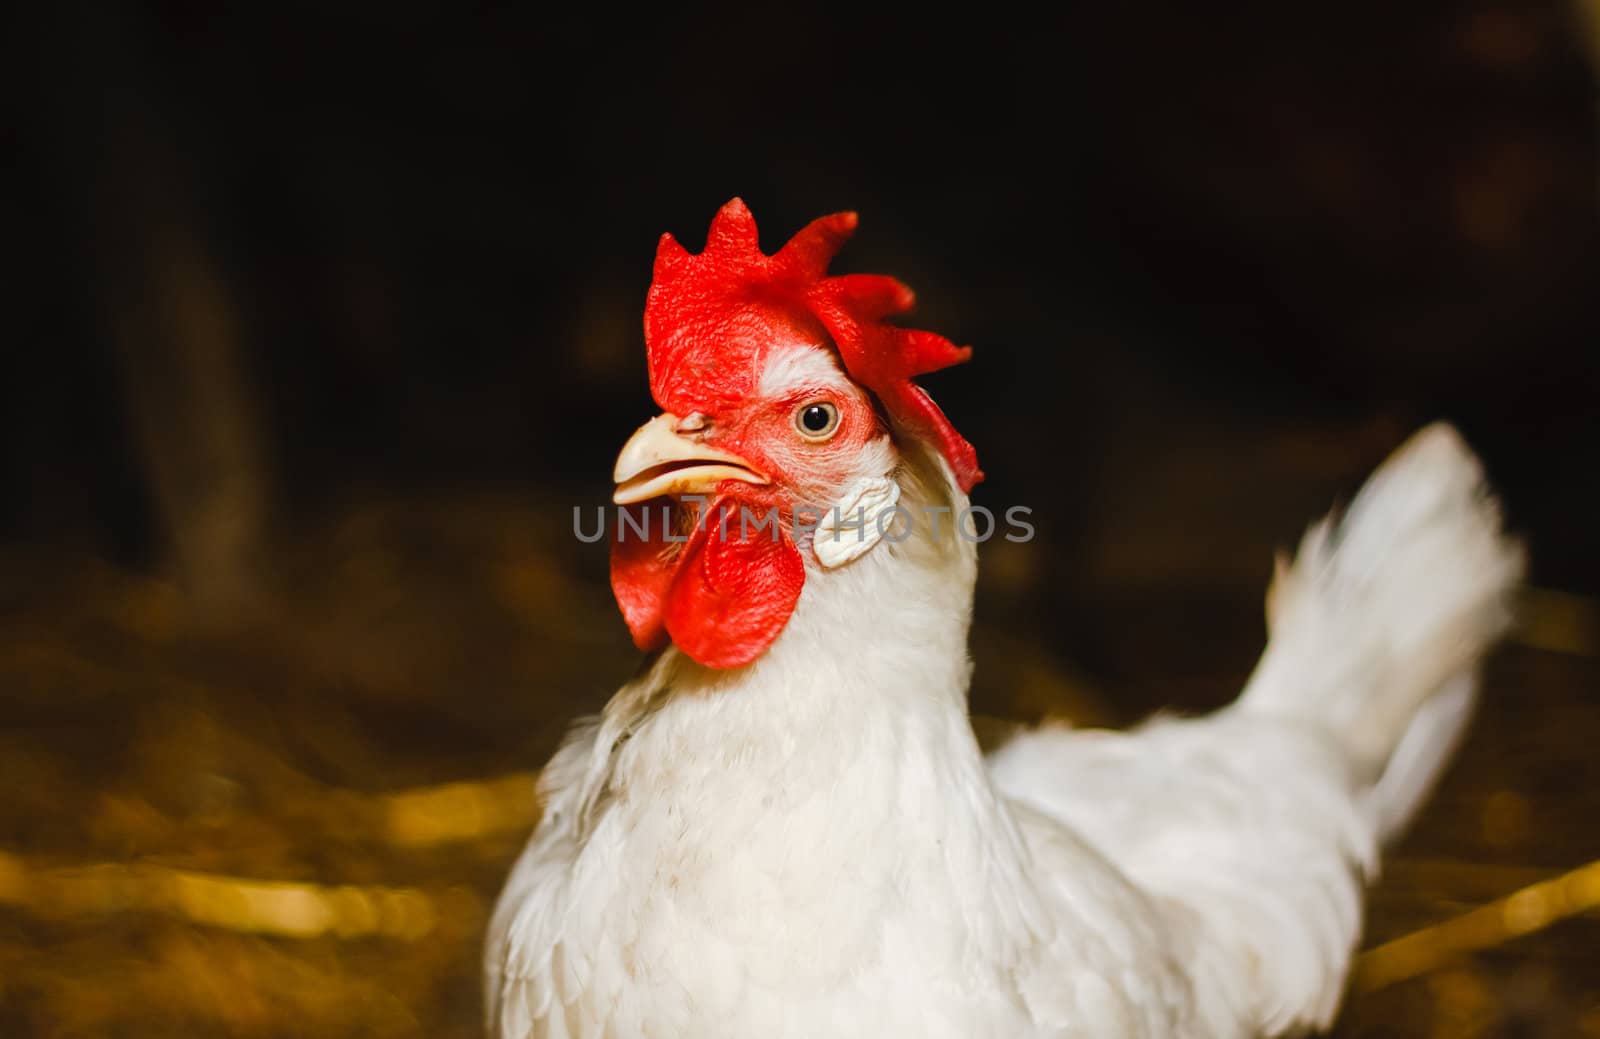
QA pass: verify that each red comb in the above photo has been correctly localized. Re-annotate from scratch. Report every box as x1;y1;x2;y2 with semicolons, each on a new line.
644;199;983;492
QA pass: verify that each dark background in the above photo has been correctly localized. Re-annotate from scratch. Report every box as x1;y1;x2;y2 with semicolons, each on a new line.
4;3;1598;1036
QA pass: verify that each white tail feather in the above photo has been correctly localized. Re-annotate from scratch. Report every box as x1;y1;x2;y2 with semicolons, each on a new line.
1367;671;1478;842
1240;423;1524;837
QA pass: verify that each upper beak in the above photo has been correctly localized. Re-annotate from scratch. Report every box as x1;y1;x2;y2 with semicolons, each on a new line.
612;414;768;505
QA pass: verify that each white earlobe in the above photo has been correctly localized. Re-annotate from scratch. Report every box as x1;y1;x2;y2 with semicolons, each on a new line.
814;476;901;569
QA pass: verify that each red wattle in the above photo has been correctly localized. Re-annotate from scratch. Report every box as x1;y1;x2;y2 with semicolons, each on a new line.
609;501;676;652
610;498;805;668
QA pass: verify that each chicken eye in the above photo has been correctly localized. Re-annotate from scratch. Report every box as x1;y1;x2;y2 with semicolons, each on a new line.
794;401;841;441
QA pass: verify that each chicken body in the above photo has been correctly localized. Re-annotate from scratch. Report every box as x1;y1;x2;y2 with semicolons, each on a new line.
486;422;1521;1038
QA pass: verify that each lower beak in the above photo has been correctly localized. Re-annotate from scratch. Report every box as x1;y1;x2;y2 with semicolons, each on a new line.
612;414;768;505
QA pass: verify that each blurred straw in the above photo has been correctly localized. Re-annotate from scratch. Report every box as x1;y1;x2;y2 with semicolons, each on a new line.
1515;587;1600;658
0;851;472;941
1354;856;1600;992
383;773;540;847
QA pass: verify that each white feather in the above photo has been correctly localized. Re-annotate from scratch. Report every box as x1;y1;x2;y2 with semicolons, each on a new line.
487;422;1522;1037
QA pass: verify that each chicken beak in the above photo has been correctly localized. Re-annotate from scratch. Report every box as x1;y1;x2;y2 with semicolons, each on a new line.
612;414;768;505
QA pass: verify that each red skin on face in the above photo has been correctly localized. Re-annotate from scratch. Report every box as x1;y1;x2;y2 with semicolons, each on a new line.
609;365;882;668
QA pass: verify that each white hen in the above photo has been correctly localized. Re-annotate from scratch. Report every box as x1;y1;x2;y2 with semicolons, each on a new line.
485;201;1523;1038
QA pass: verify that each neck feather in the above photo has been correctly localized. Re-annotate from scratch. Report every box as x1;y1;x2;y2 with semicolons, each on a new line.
551;441;1043;979
592;439;988;814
